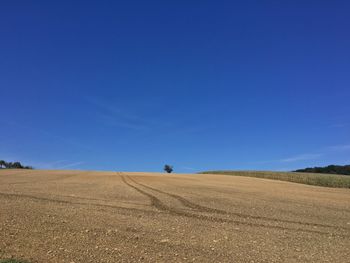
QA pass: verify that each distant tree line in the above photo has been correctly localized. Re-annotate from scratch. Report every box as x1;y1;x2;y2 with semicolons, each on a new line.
0;160;33;169
294;164;350;176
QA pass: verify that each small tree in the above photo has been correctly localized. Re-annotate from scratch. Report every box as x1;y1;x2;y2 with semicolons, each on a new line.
0;160;5;169
164;164;173;173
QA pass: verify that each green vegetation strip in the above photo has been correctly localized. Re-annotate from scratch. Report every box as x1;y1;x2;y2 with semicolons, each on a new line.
199;171;350;188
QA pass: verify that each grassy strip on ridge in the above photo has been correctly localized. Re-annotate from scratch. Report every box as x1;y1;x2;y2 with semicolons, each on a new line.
199;170;350;188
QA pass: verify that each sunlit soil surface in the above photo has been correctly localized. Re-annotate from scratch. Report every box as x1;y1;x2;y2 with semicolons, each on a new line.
0;169;349;262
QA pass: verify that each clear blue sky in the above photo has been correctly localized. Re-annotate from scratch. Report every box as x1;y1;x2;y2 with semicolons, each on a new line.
1;1;349;172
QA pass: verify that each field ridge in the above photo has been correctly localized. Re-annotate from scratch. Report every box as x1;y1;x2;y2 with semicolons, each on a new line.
199;170;350;188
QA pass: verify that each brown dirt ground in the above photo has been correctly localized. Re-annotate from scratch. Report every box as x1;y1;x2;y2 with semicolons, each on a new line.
0;169;349;263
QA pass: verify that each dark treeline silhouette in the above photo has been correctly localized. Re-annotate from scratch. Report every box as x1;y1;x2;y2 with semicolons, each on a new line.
0;160;33;169
294;164;350;176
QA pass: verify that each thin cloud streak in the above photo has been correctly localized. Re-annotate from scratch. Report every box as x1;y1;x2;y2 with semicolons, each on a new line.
254;153;322;164
86;97;206;136
47;160;68;166
6;121;92;151
86;97;156;131
57;161;85;169
327;144;350;151
181;166;198;171
330;123;349;128
254;142;350;166
23;160;83;170
38;160;68;169
98;113;150;131
279;153;323;163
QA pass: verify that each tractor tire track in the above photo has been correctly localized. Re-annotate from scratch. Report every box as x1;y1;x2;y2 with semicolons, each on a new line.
121;175;178;213
2;173;79;185
121;175;344;236
0;192;158;217
128;176;345;231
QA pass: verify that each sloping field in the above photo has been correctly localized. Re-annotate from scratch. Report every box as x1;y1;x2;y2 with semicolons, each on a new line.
200;170;350;188
0;170;349;263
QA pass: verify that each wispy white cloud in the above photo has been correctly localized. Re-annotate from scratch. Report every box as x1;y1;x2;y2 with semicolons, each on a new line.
279;153;322;163
255;142;350;166
181;166;197;171
86;97;156;131
327;144;350;151
6;121;91;151
98;113;150;131
57;161;85;169
330;123;349;128
254;153;322;165
12;160;84;170
85;97;207;137
38;160;70;169
47;160;68;166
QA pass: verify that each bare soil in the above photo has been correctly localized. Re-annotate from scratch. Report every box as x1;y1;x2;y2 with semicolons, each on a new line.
0;169;349;263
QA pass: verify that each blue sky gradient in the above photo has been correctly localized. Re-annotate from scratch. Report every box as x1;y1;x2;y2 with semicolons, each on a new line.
1;1;350;172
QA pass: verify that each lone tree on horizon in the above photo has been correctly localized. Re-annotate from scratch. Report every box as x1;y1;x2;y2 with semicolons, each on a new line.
164;164;173;173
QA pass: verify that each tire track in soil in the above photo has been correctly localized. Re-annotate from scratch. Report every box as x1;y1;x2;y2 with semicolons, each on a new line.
120;174;344;236
0;192;159;217
2;172;80;185
128;175;345;231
